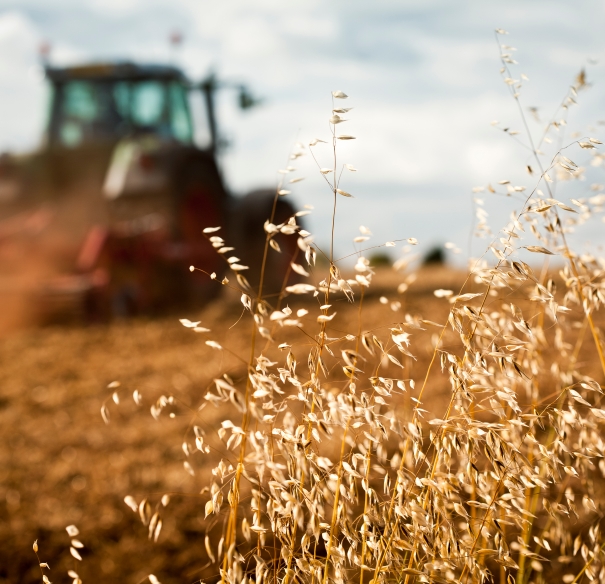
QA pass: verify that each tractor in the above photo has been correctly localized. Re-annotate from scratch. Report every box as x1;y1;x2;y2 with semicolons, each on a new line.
0;62;299;326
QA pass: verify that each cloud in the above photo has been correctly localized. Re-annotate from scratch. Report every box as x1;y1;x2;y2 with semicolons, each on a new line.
0;11;47;151
0;0;604;256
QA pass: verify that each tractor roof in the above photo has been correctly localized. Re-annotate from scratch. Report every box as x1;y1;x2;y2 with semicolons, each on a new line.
45;62;188;84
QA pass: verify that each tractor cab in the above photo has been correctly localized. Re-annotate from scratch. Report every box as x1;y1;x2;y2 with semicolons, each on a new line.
45;63;196;149
36;63;220;191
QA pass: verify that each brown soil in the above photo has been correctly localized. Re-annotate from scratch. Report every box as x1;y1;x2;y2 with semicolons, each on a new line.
0;266;602;583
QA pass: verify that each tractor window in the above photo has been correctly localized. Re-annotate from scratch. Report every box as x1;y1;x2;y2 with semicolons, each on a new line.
63;81;99;121
51;77;194;146
168;82;193;143
188;90;212;149
59;81;99;146
130;81;166;128
57;81;123;147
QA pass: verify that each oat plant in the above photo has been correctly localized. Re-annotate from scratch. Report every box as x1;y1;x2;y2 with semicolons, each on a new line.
86;30;605;584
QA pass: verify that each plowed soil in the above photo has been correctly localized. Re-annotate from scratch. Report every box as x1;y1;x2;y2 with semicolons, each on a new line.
1;267;600;583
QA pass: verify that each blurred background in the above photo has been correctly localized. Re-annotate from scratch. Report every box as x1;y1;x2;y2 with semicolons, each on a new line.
0;0;604;263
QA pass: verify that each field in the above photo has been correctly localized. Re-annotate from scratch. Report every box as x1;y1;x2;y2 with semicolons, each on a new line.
2;260;604;584
0;267;466;583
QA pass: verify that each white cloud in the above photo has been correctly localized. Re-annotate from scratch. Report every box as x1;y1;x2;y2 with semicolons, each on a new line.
280;14;337;39
88;0;143;17
0;0;604;255
223;17;285;59
0;11;47;151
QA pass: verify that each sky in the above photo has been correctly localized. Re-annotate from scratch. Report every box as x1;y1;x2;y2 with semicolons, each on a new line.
0;0;604;263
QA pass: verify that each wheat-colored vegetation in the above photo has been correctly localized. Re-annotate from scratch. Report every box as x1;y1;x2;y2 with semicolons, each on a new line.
16;30;605;584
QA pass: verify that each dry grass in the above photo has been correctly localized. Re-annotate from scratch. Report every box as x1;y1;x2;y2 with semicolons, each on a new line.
7;30;605;584
1;268;459;583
